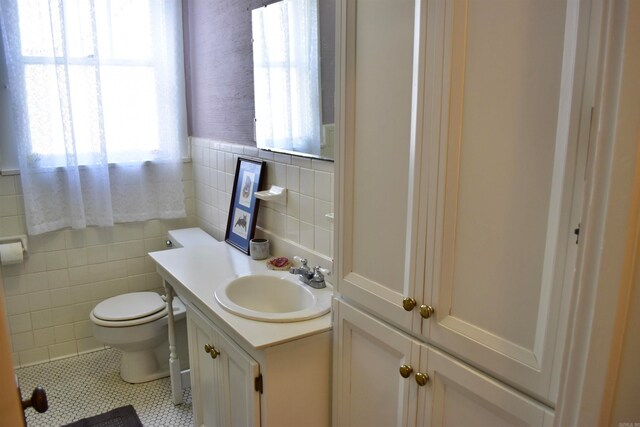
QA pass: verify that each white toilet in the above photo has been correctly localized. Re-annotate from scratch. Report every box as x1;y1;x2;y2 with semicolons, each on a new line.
90;291;188;384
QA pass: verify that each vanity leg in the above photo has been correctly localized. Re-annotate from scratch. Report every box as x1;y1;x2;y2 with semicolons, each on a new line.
164;281;183;405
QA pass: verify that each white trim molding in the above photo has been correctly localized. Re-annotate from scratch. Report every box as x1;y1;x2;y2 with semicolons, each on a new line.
555;0;640;425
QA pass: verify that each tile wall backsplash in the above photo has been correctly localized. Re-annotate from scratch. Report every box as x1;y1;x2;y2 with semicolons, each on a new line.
191;137;334;257
0;164;196;368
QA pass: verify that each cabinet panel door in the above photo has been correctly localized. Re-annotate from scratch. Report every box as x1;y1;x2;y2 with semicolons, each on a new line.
187;307;223;427
337;0;425;330
216;328;261;427
422;0;591;402
421;347;553;427
334;300;420;427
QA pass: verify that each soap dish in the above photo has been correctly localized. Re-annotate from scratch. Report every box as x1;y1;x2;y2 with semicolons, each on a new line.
255;185;287;205
266;256;291;271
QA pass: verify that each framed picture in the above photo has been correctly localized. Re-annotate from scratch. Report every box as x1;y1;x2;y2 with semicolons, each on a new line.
225;157;266;254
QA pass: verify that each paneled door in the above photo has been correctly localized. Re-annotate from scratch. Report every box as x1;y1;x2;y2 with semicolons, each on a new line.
420;0;594;404
333;300;421;427
187;306;260;427
336;0;427;331
421;347;554;427
216;326;260;427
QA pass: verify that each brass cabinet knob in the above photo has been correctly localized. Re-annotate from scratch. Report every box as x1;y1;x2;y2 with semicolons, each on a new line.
399;364;413;378
419;304;435;319
415;372;430;386
402;297;417;311
204;344;220;359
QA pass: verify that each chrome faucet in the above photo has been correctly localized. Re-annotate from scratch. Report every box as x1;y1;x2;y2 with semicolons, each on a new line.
290;256;329;289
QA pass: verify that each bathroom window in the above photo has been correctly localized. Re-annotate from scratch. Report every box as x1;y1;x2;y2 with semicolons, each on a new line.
1;0;187;167
0;0;188;234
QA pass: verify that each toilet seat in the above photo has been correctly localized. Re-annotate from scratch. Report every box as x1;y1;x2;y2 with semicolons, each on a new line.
91;292;169;328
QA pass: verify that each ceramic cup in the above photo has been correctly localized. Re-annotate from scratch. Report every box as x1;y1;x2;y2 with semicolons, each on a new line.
250;238;270;260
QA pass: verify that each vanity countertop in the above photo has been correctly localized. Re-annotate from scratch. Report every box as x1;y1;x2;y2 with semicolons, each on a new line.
148;229;332;350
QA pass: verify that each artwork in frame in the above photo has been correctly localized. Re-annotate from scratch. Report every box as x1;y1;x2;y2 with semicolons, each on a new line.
225;157;266;254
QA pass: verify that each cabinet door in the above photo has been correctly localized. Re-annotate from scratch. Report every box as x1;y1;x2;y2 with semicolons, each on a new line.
420;347;554;427
420;0;592;403
215;326;261;427
187;306;261;427
187;307;223;427
334;300;420;427
336;0;426;331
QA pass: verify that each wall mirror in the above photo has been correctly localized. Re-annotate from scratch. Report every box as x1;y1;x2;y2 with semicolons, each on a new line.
251;0;334;161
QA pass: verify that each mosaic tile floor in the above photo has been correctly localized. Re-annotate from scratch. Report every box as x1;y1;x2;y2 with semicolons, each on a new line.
17;348;193;427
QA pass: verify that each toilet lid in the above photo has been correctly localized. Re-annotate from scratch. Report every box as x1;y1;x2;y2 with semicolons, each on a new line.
93;292;166;322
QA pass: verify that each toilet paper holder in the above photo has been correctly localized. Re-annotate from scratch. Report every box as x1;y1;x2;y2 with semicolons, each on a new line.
0;235;29;256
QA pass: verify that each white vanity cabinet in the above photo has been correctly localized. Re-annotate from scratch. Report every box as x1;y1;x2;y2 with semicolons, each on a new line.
149;230;333;427
185;301;332;427
187;305;260;427
334;301;554;427
334;0;596;421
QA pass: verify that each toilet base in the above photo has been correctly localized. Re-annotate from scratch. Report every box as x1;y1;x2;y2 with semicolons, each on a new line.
119;342;170;384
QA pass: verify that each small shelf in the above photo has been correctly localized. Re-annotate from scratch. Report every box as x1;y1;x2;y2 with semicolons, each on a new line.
255;185;287;205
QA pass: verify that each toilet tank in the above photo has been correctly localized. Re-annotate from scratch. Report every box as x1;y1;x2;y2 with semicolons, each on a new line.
167;227;217;248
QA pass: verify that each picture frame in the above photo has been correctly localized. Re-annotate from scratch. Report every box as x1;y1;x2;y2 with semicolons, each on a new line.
225;157;266;254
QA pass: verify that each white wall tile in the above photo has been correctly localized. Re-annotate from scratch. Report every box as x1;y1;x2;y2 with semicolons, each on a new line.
74;320;93;340
5;295;30;316
31;310;53;330
77;336;103;354
64;229;86;249
300;222;314;249
314;200;334;231
47;269;70;289
66;248;88;267
0;195;18;216
11;331;34;352
314;227;332;256
225;152;235;173
299;168;315;196
291;156;312;168
299;195;315;224
29;291;51;311
9;313;32;334
26;273;49;293
287;192;301;218
0;175;16;196
52;306;74;327
33;328;55;347
312;159;334;173
286;165;300;192
48;340;77;360
24;253;47;274
126;258;146;276
2;275;28;295
285;216;300;243
19;346;49;367
87;245;107;264
314;171;332;202
45;250;68;270
50;288;71;308
107;242;129;261
54;324;75;343
68;266;90;286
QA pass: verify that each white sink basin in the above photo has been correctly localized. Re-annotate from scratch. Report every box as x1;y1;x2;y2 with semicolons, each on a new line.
214;271;332;322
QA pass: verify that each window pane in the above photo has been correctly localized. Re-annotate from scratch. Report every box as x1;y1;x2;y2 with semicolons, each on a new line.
101;66;159;162
95;0;153;61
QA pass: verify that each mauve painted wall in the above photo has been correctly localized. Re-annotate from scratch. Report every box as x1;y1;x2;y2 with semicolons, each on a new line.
183;0;335;144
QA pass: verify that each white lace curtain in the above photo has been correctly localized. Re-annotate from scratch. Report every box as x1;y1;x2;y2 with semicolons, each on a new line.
0;0;187;235
252;0;321;156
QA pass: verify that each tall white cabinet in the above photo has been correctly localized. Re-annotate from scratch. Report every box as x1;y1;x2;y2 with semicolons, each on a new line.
334;0;596;424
